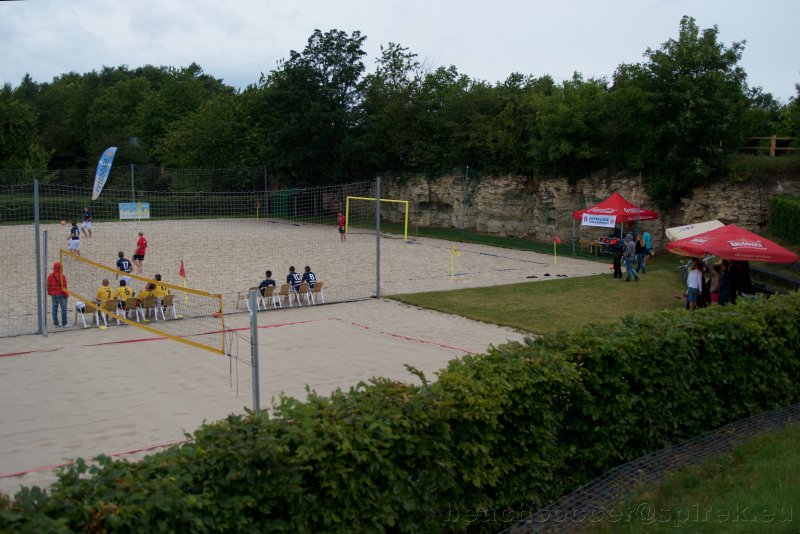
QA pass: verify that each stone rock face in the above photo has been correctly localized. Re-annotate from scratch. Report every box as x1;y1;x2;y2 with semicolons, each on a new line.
380;173;800;249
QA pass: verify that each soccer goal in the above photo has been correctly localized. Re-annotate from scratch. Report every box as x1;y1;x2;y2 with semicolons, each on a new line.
345;196;409;241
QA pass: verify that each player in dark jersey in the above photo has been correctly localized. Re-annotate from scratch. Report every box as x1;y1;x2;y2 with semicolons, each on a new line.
286;266;302;291
67;220;81;255
116;251;133;285
258;270;276;296
81;207;93;237
301;266;317;289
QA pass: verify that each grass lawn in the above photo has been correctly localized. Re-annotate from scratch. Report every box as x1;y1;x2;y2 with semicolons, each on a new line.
389;253;688;336
580;424;800;533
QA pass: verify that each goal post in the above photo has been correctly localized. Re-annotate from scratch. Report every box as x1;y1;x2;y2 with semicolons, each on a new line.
345;196;409;241
58;249;226;355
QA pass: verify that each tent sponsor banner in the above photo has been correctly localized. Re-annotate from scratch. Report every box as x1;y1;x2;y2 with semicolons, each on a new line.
581;213;617;227
665;224;799;263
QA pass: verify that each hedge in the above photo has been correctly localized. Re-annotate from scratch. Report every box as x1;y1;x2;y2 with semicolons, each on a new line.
2;293;800;533
770;194;800;244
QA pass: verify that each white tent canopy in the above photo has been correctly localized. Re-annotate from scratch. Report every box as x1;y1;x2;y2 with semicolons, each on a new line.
665;220;725;242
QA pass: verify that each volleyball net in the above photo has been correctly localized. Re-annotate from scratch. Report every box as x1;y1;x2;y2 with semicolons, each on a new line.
59;249;226;355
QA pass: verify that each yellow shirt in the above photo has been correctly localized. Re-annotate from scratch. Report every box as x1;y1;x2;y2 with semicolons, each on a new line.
114;287;136;302
137;288;155;301
153;283;170;298
96;285;114;303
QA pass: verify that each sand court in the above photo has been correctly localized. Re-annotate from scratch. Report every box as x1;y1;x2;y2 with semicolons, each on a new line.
0;218;608;495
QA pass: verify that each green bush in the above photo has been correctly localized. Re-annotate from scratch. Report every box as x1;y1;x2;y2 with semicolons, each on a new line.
2;293;800;532
771;194;800;244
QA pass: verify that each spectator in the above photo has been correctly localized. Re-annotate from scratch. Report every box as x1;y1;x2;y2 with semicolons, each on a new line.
610;238;623;279
623;234;639;282
718;259;733;305
46;262;69;328
709;264;722;304
635;237;647;274
686;258;703;311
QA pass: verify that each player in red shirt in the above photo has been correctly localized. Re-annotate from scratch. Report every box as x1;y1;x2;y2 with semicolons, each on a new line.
337;211;346;242
133;231;148;273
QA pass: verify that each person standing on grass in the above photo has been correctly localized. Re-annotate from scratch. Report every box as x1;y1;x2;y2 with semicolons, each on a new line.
67;220;81;256
133;232;147;273
686;258;703;311
611;238;623;279
81;206;93;238
635;237;647;273
47;262;69;328
623;233;639;282
338;211;346;242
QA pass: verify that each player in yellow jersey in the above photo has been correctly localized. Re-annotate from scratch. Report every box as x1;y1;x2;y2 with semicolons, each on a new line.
114;280;136;310
95;279;114;305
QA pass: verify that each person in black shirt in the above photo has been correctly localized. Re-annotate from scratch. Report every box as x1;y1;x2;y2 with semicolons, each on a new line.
258;270;276;296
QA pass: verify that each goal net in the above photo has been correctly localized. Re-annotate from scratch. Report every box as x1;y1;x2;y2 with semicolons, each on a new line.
59;249;226;355
345;196;409;241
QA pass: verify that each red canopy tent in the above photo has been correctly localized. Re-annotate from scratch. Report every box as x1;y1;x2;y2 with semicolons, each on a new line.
666;224;799;263
572;192;659;222
571;192;659;254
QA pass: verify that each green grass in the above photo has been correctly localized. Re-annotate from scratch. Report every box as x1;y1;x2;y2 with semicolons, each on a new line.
389;253;686;335
580;424;800;533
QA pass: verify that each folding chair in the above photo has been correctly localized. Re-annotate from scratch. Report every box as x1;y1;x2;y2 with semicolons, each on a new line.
262;286;282;309
162;294;178;319
96;299;120;327
140;296;159;321
73;302;88;329
238;287;265;311
309;281;325;304
289;282;308;308
124;298;143;322
277;284;293;307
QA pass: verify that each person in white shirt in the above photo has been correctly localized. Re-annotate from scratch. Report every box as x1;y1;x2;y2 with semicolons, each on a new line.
686;258;704;311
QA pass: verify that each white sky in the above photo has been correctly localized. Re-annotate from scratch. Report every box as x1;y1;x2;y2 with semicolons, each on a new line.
2;0;798;103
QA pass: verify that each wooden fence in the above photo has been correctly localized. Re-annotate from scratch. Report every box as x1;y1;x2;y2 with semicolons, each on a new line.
742;135;799;157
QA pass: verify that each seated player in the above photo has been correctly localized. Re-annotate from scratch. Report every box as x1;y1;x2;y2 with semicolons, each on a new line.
153;274;170;307
114;280;136;310
96;279;113;306
136;283;158;318
286;266;302;293
259;270;276;296
301;265;317;289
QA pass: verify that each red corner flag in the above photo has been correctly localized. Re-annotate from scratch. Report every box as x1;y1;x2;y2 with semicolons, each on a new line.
553;234;562;245
179;259;186;279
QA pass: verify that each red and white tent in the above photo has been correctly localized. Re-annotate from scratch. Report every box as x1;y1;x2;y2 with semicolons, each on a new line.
572;192;659;227
666;224;799;263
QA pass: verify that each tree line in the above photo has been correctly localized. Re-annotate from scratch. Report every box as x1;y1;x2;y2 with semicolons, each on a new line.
1;16;799;208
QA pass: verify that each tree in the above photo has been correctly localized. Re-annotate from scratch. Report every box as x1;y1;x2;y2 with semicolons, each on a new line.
631;16;749;208
155;93;265;189
0;97;51;169
257;29;368;184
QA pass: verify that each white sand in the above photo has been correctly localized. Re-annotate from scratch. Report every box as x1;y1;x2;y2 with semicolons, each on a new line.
0;220;608;495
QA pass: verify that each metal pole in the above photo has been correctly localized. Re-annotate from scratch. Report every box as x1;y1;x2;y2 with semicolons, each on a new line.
131;164;135;202
34;179;44;335
249;289;260;412
375;176;381;299
42;230;48;337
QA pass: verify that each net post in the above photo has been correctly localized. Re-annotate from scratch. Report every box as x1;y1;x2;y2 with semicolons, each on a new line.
375;176;381;299
34;179;45;336
249;289;261;412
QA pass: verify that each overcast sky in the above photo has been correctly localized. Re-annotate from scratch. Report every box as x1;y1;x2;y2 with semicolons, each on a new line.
2;0;798;103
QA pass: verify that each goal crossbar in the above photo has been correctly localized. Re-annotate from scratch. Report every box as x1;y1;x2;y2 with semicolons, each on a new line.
345;196;409;241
